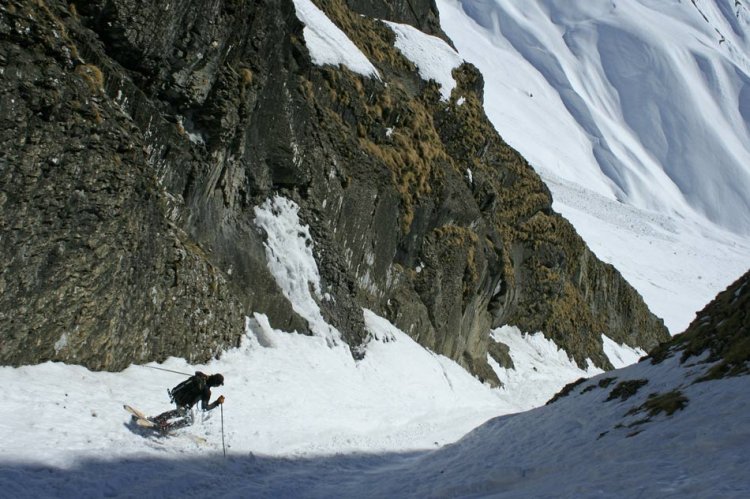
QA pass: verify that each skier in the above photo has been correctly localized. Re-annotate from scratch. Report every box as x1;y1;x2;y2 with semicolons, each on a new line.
151;371;225;432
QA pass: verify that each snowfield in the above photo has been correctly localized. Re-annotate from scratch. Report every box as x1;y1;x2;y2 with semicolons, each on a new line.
437;0;750;333
0;197;630;497
0;316;603;497
1;317;747;497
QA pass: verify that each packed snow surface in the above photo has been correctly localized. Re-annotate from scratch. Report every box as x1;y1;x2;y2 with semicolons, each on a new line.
0;318;595;496
438;0;750;333
2;319;747;497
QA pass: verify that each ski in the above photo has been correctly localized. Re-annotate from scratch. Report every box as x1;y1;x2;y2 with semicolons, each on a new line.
123;404;158;428
123;404;148;420
124;404;207;444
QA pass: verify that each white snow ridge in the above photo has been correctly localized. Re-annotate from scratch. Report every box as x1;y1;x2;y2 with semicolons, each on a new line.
385;21;463;101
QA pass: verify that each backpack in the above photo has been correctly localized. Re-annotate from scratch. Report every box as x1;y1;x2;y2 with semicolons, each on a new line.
169;372;207;407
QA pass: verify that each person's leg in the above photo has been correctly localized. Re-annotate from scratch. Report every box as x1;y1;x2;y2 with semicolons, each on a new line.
161;407;194;432
162;417;190;431
152;407;183;425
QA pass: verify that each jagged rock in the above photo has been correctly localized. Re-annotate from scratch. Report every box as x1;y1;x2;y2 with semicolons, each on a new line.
650;268;750;380
345;0;448;42
488;340;514;370
0;0;668;381
0;0;306;369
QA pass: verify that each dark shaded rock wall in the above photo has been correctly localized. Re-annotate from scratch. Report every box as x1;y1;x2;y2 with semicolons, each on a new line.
0;0;306;369
345;0;448;41
0;0;668;380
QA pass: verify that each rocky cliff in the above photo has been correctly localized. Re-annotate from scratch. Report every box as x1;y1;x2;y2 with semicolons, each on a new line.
650;268;749;380
0;0;668;382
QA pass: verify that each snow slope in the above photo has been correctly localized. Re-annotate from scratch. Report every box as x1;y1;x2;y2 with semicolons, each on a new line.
0;196;610;497
437;0;750;333
292;0;380;79
1;304;746;497
0;315;603;497
385;20;464;101
352;345;750;497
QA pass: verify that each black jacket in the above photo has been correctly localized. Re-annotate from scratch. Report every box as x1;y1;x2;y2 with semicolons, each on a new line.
171;372;216;410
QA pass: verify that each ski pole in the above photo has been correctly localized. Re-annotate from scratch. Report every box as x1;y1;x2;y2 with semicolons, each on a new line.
142;365;192;376
221;403;226;458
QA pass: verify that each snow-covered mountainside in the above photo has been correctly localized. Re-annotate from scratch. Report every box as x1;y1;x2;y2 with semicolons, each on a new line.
0;183;642;498
1;0;669;378
0;257;746;498
438;0;750;333
363;271;750;497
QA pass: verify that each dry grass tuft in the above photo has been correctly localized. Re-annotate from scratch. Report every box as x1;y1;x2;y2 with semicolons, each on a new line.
240;68;253;86
75;64;105;91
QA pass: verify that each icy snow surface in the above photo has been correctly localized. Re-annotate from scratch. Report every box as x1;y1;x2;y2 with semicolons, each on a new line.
292;0;380;78
254;196;341;345
602;334;646;369
437;0;750;333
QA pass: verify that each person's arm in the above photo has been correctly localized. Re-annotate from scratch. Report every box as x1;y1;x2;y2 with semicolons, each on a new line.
200;386;225;411
200;385;211;411
206;395;225;411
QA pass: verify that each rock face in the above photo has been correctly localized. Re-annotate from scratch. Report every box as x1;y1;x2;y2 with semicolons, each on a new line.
651;268;749;380
0;0;668;380
345;0;446;40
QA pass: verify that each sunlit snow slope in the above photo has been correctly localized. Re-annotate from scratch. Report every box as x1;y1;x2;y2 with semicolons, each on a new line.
3;278;746;497
438;0;750;333
0;195;636;497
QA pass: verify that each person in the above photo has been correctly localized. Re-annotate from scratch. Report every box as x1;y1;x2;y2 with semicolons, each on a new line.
151;371;225;432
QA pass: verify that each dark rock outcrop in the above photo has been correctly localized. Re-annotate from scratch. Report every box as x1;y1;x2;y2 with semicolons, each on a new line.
651;268;749;380
0;0;668;381
345;0;448;42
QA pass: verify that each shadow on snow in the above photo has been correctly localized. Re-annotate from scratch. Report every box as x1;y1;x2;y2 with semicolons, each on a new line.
0;448;431;499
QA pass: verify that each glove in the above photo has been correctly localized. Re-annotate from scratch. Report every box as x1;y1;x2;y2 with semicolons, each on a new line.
217;395;225;405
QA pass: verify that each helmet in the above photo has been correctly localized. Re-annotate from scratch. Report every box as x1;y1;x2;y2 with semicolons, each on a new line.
208;374;224;386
